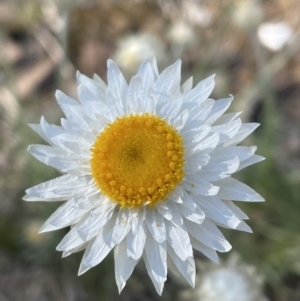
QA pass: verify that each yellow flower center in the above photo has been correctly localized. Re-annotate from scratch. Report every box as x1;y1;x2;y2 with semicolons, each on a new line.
90;114;185;209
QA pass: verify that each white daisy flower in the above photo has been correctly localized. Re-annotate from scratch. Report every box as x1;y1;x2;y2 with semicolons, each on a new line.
24;58;265;295
168;21;196;46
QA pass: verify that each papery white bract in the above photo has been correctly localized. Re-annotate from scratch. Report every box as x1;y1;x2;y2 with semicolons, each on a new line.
24;58;264;295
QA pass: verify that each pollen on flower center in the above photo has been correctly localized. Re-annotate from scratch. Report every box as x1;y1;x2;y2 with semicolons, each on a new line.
90;114;185;209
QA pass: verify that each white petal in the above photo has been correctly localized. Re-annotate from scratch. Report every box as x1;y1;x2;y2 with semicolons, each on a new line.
144;254;165;295
40;117;92;154
166;222;193;261
224;201;249;220
167;246;195;287
188;99;215;122
167;256;180;278
78;261;91;276
27;144;79;171
209;146;257;163
213;118;242;144
178;204;205;224
172;109;189;131
56;213;90;252
150;57;159;78
196;196;241;229
114;239;138;293
224;123;260;146
190;236;219;263
234;220;253;233
107;59;128;109
157;203;172;220
184;141;211;161
76;71;106;101
203;156;239;175
185;219;231;252
77;85;108;118
55;90;91;131
146;209;166;243
112;208;132;244
181;190;197;211
184;176;219;196
55;89;79;107
153;60;181;97
144;233;167;283
167;186;184;203
77;83;97;105
83;214;117;268
180;76;193;94
23;174;90;202
170;60;182;93
93;74;107;92
131;206;145;235
127;224;146;260
77;204;116;240
237;155;265;171
182;125;211;147
28;123;52;145
196;131;220;153
214;111;242;125
78;238;96;275
183;75;215;104
28;139;91;157
205;96;233;125
61;118;95;142
137;60;155;96
157;96;183;121
55;134;92;155
199;157;240;181
39;117;66;149
216;177;265;202
101;100;117;120
62;242;88;258
167;201;184;226
127;75;144;114
181;125;211;147
144;91;157;115
39;196;93;233
57;230;85;252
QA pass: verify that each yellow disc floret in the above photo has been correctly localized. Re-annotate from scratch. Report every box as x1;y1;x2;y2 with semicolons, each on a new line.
90;114;185;209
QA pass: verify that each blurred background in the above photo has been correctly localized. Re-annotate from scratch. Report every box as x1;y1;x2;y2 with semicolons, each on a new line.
0;0;299;300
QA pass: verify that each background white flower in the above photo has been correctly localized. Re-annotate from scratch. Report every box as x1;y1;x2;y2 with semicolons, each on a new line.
167;21;196;46
257;22;293;51
113;33;166;75
198;255;268;301
180;254;268;301
24;58;264;295
181;0;213;27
